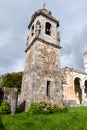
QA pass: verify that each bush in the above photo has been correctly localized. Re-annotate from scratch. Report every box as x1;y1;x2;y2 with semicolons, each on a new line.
28;102;44;115
16;107;24;113
28;102;68;115
0;101;10;114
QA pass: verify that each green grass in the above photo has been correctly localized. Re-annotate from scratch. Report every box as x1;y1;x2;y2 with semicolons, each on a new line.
1;106;87;130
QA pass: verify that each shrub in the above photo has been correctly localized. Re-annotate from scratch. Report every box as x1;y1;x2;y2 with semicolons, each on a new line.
16;107;24;113
28;102;44;115
0;101;10;114
28;102;68;115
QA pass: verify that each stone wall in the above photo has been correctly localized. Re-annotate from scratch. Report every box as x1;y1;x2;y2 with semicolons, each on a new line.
0;87;18;104
21;40;62;110
61;67;87;106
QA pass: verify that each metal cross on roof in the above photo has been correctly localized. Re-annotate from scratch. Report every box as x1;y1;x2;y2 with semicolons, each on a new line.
43;3;46;8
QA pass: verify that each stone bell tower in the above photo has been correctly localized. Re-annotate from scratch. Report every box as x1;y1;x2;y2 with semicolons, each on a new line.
83;52;87;73
21;8;62;110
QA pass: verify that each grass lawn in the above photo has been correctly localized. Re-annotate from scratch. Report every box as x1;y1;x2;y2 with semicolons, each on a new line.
1;106;87;130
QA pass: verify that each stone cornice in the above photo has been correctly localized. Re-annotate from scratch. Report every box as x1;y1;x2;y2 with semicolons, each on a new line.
25;37;61;52
61;67;87;75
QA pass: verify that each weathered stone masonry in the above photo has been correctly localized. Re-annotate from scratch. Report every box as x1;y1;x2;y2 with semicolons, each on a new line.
21;8;62;110
21;8;87;110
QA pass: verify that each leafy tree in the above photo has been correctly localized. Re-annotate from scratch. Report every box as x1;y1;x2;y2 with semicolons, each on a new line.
0;72;23;92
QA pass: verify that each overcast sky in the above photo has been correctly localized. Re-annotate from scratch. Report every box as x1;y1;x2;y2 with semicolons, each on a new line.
0;0;87;75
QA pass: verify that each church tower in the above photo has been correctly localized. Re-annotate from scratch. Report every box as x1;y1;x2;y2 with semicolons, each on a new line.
21;8;62;110
83;52;87;73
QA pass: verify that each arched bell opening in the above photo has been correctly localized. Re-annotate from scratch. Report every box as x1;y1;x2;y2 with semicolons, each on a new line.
45;22;51;36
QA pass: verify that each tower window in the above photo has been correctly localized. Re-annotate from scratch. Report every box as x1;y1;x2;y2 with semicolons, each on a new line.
46;81;50;98
45;22;51;36
31;25;34;36
36;20;41;30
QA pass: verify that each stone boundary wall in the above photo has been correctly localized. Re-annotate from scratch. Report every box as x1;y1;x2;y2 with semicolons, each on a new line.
0;87;18;114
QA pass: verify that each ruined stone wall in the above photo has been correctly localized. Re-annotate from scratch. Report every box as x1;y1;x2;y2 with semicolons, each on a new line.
61;67;87;106
61;68;75;105
0;87;18;104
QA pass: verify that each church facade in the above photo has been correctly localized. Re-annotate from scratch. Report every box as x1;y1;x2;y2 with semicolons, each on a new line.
21;8;87;110
62;53;87;106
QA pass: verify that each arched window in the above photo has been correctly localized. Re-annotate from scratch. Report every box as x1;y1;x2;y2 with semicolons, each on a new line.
35;20;41;37
31;25;34;36
85;80;87;97
36;20;41;30
74;77;82;104
45;22;51;36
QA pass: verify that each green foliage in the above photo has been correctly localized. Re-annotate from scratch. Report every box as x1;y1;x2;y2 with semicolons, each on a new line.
0;101;10;114
16;107;24;114
0;72;23;92
28;102;68;115
28;102;43;115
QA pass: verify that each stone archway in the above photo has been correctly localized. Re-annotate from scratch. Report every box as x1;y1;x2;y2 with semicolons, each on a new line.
0;88;4;105
74;77;82;104
85;80;87;98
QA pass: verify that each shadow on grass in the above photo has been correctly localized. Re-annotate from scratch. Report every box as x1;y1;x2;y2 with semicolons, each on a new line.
0;116;6;130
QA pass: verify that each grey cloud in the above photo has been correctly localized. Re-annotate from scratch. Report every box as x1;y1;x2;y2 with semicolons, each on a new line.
0;28;25;75
0;0;87;75
61;24;87;70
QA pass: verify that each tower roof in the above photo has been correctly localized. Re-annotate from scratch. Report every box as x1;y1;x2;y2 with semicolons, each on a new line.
28;8;59;29
84;52;87;56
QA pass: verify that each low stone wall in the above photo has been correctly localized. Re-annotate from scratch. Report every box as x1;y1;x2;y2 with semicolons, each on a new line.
0;87;18;102
0;87;18;114
63;100;77;107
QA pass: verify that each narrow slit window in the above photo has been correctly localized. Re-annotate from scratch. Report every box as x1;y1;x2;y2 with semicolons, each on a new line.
31;25;34;36
45;22;51;36
46;81;50;98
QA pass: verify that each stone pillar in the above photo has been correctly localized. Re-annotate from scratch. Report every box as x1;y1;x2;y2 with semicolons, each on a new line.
10;100;17;115
81;88;85;104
